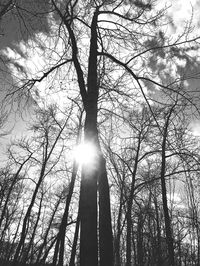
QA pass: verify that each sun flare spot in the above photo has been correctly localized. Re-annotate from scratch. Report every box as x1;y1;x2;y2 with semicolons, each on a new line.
73;142;97;165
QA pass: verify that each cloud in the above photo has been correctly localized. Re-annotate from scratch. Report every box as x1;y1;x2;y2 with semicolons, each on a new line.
0;0;51;51
190;120;200;136
167;0;199;33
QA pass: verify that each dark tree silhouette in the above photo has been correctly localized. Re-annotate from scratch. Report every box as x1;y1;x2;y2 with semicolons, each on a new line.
0;1;200;266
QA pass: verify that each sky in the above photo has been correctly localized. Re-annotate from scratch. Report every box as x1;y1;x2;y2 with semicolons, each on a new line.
0;0;51;157
0;0;200;147
0;0;199;219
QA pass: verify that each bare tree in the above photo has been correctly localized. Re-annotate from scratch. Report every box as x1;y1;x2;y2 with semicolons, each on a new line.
1;1;200;265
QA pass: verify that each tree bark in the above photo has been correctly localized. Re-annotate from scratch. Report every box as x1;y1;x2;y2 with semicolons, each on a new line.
79;8;99;266
126;138;141;266
115;189;124;266
80;162;98;266
137;213;144;266
99;156;114;266
160;109;175;266
154;196;162;265
52;162;78;266
69;209;80;266
36;195;61;264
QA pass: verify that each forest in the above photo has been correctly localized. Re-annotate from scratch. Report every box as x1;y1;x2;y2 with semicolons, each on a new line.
0;0;200;266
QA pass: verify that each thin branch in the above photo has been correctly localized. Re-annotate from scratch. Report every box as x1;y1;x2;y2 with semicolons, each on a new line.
5;59;73;98
51;0;88;107
126;36;200;65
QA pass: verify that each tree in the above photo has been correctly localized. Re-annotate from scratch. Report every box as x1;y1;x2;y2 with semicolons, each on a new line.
12;105;72;265
51;1;114;265
1;0;200;265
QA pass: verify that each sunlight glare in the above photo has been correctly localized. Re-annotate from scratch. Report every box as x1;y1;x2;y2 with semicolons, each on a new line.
73;142;97;165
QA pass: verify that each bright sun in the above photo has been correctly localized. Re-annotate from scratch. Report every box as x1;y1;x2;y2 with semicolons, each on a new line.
73;142;97;165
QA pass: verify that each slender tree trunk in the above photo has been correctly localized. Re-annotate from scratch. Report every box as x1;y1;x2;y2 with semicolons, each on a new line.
154;196;162;266
132;227;137;266
21;192;43;264
13;118;66;265
177;222;182;266
0;155;31;229
6;206;24;261
52;231;60;265
160;109;175;266
137;213;144;266
126;138;141;266
40;236;57;265
13;161;47;265
52;162;78;266
0;180;16;229
115;189;124;266
36;195;61;264
69;210;80;266
197;228;200;266
0;182;22;246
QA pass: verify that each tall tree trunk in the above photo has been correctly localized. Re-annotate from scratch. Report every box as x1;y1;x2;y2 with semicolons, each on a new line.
137;213;144;266
69;209;80;266
36;195;61;264
99;156;114;266
6;206;24;261
40;236;57;265
154;196;162;266
0;154;31;229
13;161;47;265
13;118;66;265
21;192;43;264
115;189;124;266
80;7;114;265
52;3;113;264
160;108;175;266
126;138;141;266
53;162;78;266
197;227;200;266
80;161;98;266
79;8;99;266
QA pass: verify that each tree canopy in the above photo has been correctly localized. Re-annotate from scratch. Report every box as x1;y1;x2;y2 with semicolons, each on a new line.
1;1;200;266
